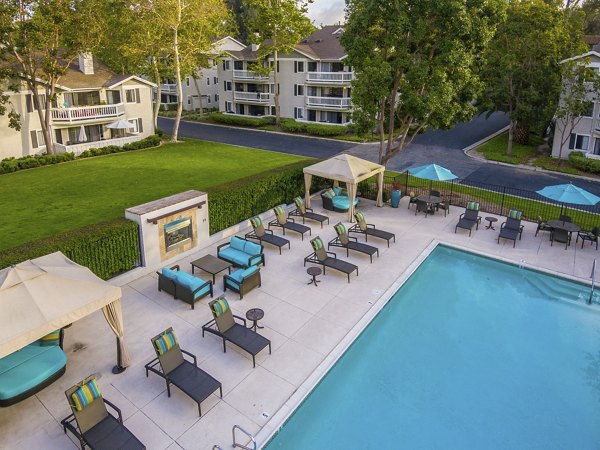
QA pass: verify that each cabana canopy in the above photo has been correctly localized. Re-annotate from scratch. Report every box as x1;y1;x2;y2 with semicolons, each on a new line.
0;252;130;370
303;154;385;221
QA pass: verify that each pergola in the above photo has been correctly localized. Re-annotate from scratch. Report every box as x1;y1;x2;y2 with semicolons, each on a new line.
0;252;130;372
303;154;385;222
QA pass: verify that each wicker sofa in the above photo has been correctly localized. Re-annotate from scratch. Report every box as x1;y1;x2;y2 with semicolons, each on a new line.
217;236;265;268
321;187;359;213
157;265;213;309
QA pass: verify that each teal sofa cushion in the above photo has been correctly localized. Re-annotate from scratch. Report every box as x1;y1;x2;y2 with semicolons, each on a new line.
175;272;211;299
0;344;67;401
218;247;250;266
243;241;262;256
229;236;246;252
162;267;178;281
332;196;359;211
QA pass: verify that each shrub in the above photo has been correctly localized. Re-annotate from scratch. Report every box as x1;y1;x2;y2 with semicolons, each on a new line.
0;219;141;280
280;119;307;133
0;152;75;175
76;135;161;159
208;112;268;127
305;123;348;137
155;127;164;137
568;151;600;174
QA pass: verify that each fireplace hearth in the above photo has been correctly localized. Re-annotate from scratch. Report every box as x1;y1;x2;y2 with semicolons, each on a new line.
164;217;192;252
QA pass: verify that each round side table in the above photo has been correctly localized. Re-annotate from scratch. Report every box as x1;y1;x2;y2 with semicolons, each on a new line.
485;217;498;230
307;267;322;286
246;308;264;331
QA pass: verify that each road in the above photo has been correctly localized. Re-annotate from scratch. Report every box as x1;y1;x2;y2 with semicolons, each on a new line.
159;114;600;196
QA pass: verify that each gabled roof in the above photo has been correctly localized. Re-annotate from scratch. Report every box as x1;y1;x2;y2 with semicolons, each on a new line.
560;51;600;64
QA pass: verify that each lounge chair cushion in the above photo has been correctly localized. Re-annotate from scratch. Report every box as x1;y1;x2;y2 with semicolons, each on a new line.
162;267;178;281
154;331;178;355
467;201;479;210
332;196;358;211
508;209;522;219
230;236;247;252
175;271;211;299
323;189;336;198
334;223;346;236
250;216;262;228
39;330;61;347
228;266;259;283
0;343;67;402
72;379;101;411
212;297;230;317
311;237;325;251
354;211;365;223
294;197;304;207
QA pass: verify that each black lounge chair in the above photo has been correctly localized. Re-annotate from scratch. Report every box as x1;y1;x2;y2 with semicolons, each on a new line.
202;296;271;367
576;227;600;250
551;227;571;249
328;223;379;263
245;216;290;254
61;375;145;450
145;328;222;416
348;211;395;247
454;203;481;236
268;205;311;240
304;236;358;283
497;211;524;248
288;196;329;228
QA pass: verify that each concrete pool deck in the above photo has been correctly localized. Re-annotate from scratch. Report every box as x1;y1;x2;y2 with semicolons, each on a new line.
1;197;597;449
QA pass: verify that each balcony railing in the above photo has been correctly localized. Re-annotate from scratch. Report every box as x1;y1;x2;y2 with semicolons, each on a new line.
51;104;125;123
234;92;271;103
160;83;178;93
306;96;352;109
306;72;353;83
54;135;142;156
233;70;270;80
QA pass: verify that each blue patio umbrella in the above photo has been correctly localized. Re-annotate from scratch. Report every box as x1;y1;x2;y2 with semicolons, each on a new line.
536;183;600;217
408;163;458;182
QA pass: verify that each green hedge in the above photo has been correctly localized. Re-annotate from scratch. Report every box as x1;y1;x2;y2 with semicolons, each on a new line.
209;112;271;127
0;219;141;280
79;135;161;158
568;151;600;174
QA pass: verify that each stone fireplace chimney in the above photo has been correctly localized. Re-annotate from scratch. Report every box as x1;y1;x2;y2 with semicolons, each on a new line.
250;43;259;52
78;53;94;75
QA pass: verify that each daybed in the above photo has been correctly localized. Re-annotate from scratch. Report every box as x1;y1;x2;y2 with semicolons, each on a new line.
157;265;213;309
321;187;359;213
217;236;265;268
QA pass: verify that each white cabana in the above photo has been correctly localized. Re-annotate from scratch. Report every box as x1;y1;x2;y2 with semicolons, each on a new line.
303;154;386;222
0;252;130;371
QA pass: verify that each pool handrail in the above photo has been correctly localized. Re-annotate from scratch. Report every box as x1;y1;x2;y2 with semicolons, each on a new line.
233;424;257;450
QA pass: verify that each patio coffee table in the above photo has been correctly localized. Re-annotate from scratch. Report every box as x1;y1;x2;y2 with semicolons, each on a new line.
191;255;232;284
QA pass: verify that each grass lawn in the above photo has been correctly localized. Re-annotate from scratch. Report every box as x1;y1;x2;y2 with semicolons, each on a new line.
476;133;544;164
0;139;307;251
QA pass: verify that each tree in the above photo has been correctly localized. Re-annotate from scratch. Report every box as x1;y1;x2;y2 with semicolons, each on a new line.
226;0;251;42
554;60;600;159
342;0;506;166
0;0;104;154
582;0;600;34
246;0;314;129
479;0;587;154
0;64;21;131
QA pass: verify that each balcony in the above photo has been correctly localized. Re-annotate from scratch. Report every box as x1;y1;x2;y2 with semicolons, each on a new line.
233;70;270;81
306;96;352;109
160;83;178;93
234;92;271;103
51;104;125;124
54;135;142;156
306;72;353;84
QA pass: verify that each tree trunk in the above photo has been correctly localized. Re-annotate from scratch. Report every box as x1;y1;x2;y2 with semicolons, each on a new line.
30;81;54;154
273;50;280;129
192;75;204;117
171;0;183;143
514;121;529;145
151;57;161;130
507;120;515;156
377;99;386;165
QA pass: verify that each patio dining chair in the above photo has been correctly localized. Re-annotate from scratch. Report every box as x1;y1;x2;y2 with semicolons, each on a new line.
576;227;600;250
551;227;571;250
415;199;434;217
535;216;552;237
559;214;572;223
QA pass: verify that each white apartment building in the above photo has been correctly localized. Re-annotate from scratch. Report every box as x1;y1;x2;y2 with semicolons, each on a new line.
0;53;156;160
218;26;353;125
552;49;600;159
159;37;246;111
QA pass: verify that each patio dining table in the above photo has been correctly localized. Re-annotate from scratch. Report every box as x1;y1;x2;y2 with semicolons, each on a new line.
547;220;581;234
416;195;441;205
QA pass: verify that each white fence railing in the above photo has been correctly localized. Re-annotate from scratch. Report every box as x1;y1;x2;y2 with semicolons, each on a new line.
54;135;142;156
233;70;270;80
51;104;124;123
234;92;270;102
306;72;353;83
306;96;352;108
160;84;178;93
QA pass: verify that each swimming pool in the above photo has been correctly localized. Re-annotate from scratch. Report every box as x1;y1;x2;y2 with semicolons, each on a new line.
265;245;600;449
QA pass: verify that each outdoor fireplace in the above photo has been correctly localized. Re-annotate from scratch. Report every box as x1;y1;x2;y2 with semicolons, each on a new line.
164;217;193;252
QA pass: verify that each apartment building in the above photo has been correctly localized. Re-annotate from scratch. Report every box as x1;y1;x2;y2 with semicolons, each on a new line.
552;48;600;159
218;26;354;125
159;36;246;111
0;53;156;160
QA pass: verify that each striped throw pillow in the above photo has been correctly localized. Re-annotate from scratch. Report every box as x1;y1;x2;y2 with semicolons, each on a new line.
212;297;230;317
323;188;335;199
311;237;324;251
39;330;60;347
334;223;346;236
354;211;365;223
71;379;101;411
294;196;304;208
154;330;178;355
467;201;479;211
508;209;522;220
250;216;262;228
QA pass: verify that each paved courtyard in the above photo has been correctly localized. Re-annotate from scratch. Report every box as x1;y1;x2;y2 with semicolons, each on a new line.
1;196;597;449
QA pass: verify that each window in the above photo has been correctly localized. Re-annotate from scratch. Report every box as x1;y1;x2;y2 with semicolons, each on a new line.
594;138;600;155
132;118;143;133
225;101;233;112
206;77;210;86
106;90;121;104
125;88;140;103
225;81;232;91
277;61;280;72
214;76;218;84
222;60;231;70
583;101;594;118
234;60;243;70
294;61;304;73
26;94;47;112
55;129;63;145
294;107;304;119
307;62;317;72
207;96;211;104
186;77;190;87
271;106;276;115
294;84;304;96
30;130;44;148
215;94;219;102
569;133;590;151
187;95;191;105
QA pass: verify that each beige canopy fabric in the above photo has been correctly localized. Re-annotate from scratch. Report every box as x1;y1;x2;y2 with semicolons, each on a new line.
0;252;128;368
303;154;386;221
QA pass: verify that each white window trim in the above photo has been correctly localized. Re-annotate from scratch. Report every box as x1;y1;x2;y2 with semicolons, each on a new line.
569;133;590;151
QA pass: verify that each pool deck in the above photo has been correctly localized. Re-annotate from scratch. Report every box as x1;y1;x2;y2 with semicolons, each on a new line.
1;197;597;449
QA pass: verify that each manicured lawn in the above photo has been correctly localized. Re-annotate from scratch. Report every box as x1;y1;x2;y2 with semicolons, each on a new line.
0;140;306;251
477;133;543;164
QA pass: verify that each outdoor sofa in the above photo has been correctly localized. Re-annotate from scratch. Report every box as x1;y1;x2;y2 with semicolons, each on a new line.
157;265;213;309
321;187;359;213
0;329;67;407
217;236;265;268
224;266;261;299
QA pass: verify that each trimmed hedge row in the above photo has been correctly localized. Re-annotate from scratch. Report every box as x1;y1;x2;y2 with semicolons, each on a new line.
0;219;141;280
280;118;347;137
568;151;600;174
209;112;275;127
0;135;161;175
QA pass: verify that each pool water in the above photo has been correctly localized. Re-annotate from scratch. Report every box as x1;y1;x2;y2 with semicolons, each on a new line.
265;245;600;449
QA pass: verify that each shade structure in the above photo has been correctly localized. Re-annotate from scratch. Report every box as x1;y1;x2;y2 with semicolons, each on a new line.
0;252;130;370
536;183;600;206
107;119;135;130
78;125;87;142
408;163;458;182
303;154;386;222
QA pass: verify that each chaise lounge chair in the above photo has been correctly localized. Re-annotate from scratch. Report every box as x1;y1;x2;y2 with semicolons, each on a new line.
245;216;290;254
497;210;524;248
288;196;329;228
454;202;481;236
347;211;396;247
268;205;311;240
145;328;222;416
328;223;379;263
202;296;271;367
304;236;359;283
61;375;145;450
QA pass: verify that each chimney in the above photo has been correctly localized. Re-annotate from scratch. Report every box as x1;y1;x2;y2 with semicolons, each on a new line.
78;53;94;75
250;43;259;52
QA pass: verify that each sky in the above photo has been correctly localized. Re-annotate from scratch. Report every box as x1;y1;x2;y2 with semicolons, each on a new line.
306;0;345;26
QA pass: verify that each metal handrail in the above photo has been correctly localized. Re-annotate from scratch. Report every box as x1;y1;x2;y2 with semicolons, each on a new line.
232;425;257;450
589;259;596;305
212;446;223;450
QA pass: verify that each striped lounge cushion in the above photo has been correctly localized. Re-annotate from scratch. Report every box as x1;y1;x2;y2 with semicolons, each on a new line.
354;211;365;223
250;216;262;228
467;201;479;211
311;237;325;251
72;379;101;411
274;205;286;220
155;331;178;355
294;196;304;208
334;223;346;236
508;209;522;220
39;330;61;347
212;297;230;317
322;189;336;199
